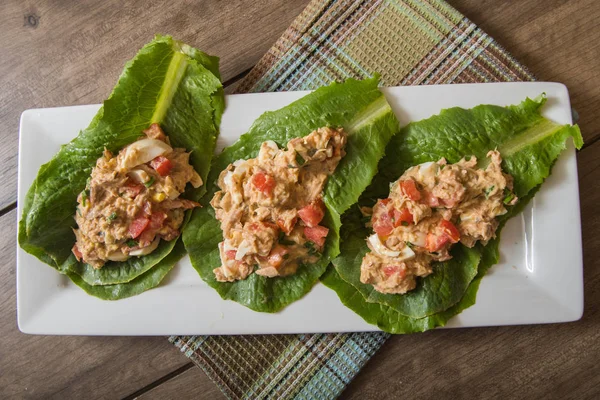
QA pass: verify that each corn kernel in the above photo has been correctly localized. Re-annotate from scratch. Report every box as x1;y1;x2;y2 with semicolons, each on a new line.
152;192;166;202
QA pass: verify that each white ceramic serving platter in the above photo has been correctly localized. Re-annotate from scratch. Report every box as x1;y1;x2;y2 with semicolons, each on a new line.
17;82;583;335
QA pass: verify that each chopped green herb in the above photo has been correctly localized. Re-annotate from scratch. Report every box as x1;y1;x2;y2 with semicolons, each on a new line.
503;192;515;204
307;148;317;157
304;241;314;250
126;239;138;247
484;185;495;199
76;207;82;216
80;189;90;206
295;152;305;166
401;221;409;227
106;212;118;223
405;241;415;249
144;177;155;188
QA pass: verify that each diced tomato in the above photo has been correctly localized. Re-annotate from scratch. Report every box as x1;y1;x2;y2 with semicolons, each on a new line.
277;217;297;235
251;172;275;196
441;219;460;243
72;245;82;261
248;221;278;233
400;179;421;201
138;230;156;247
380;198;392;206
383;265;407;279
298;199;325;227
124;179;144;197
426;232;449;253
129;215;150;239
393;207;414;226
267;245;290;268
304;225;329;247
225;250;237;260
150;156;173;176
421;190;440;207
149;211;168;230
373;210;394;236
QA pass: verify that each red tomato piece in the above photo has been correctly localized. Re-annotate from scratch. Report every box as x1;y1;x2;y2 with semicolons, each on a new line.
251;172;275;195
393;207;414;226
129;215;150;239
400;179;421;201
267;245;290;268
150;156;173;176
225;250;237;260
304;225;329;247
124;179;144;197
277;217;297;235
421;190;440;207
425;232;450;253
72;244;82;261
383;265;407;278
441;219;460;243
298;199;325;227
149;211;168;230
373;211;394;236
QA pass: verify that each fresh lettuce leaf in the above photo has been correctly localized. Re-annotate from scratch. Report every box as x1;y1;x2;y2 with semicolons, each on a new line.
68;239;187;300
183;77;400;312
18;35;224;296
331;96;582;321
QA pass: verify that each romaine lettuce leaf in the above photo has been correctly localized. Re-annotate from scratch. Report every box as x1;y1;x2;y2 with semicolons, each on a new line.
18;35;224;296
331;96;582;321
183;77;400;312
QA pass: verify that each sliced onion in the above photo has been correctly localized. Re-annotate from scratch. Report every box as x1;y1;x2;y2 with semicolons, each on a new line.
119;139;172;170
129;237;160;256
235;240;251;260
107;250;129;262
417;161;439;180
190;171;203;188
413;231;427;248
128;169;150;184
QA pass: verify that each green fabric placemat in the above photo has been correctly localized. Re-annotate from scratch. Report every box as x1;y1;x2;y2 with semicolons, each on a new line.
171;0;534;399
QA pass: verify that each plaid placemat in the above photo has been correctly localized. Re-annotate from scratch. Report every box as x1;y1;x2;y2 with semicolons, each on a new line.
170;0;535;399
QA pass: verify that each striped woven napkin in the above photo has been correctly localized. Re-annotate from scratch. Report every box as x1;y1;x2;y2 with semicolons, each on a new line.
170;0;535;398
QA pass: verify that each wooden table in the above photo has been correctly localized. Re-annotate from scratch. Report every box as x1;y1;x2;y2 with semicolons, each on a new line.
1;1;598;398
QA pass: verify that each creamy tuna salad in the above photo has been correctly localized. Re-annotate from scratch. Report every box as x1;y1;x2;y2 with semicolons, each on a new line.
361;150;518;294
211;127;347;282
72;123;202;268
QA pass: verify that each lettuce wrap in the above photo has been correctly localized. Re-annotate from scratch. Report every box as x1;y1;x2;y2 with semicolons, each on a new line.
325;95;582;332
18;35;224;299
183;77;400;312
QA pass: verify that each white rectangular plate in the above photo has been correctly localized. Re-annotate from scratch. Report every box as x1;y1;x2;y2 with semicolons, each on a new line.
17;82;583;335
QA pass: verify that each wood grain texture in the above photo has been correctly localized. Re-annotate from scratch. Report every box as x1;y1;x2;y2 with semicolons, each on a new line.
339;141;600;400
448;0;600;146
137;366;227;400
3;0;599;399
0;209;191;399
0;0;310;211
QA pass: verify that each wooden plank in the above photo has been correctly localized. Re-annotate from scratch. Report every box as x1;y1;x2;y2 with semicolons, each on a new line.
136;367;226;400
340;141;600;400
449;0;600;145
0;0;311;211
0;209;195;399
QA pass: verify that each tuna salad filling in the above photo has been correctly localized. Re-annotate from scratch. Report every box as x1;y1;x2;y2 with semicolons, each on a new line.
360;150;518;294
211;127;347;282
72;123;202;268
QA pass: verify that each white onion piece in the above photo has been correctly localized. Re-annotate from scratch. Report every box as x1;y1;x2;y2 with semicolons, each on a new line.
396;245;416;261
263;140;279;152
417;161;439;180
128;169;150;184
235;240;251;260
413;231;427;248
119;139;172;170
232;159;249;177
190;171;203;188
223;171;234;189
129;237;160;256
107;250;129;262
